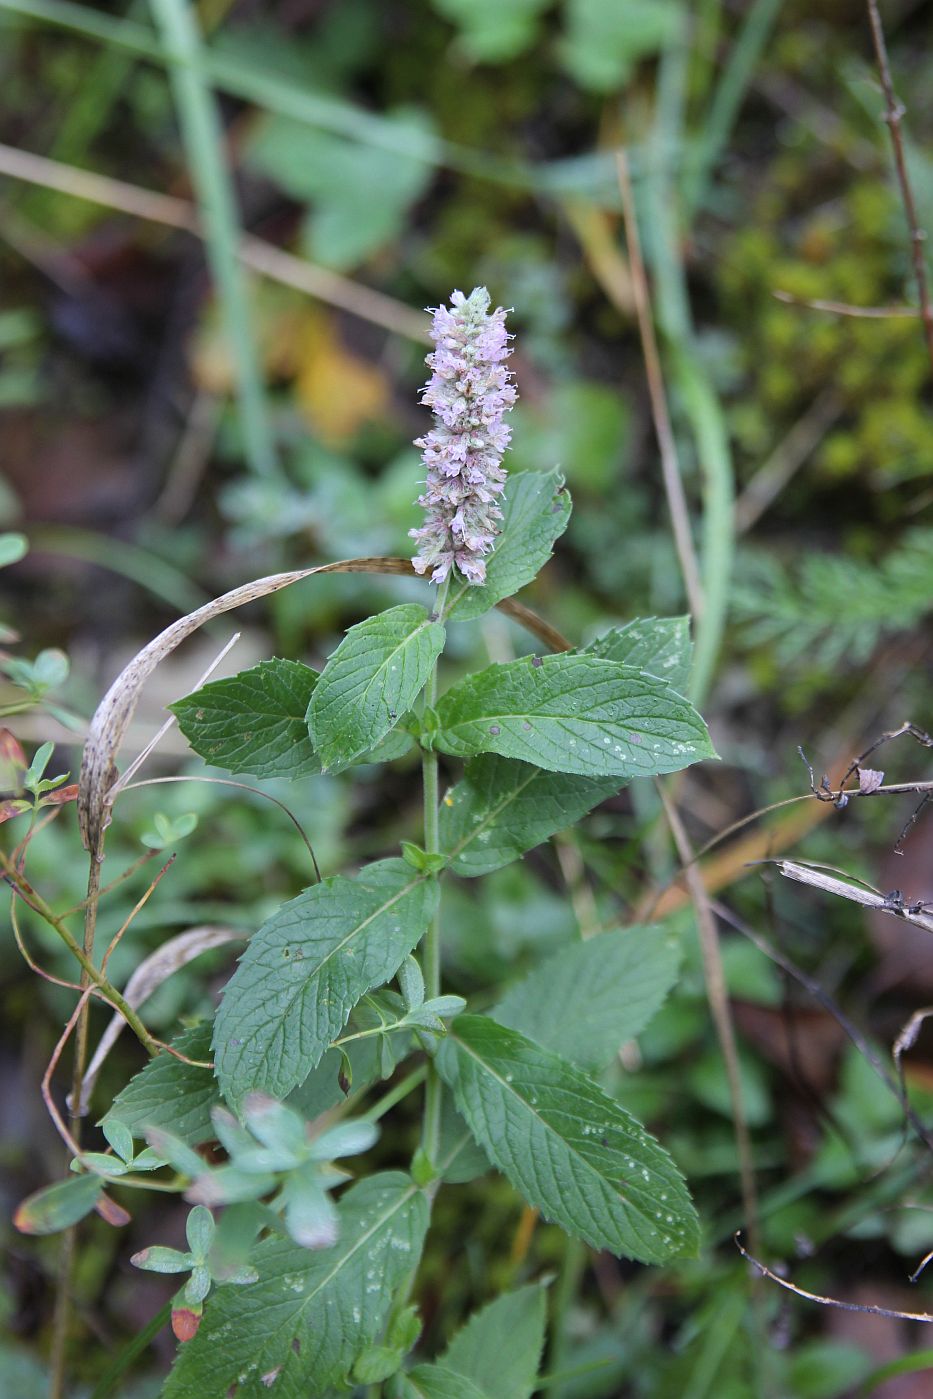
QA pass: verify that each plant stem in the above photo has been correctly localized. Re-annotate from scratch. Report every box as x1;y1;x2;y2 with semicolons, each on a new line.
547;1236;585;1386
1;855;160;1056
89;1301;171;1399
49;854;102;1399
420;575;449;1164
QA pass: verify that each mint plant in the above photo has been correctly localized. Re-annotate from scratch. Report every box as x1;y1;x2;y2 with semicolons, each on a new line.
11;289;716;1395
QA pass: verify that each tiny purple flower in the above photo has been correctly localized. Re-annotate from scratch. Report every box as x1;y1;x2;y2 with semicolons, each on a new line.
410;286;516;586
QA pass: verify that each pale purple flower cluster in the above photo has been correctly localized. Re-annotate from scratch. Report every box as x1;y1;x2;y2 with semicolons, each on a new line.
410;286;516;586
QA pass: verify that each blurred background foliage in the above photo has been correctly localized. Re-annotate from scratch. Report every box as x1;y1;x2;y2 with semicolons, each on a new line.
0;0;932;1394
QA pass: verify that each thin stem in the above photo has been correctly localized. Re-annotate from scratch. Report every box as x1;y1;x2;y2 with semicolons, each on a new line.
149;0;278;479
866;0;933;384
420;575;449;1166
0;857;161;1055
658;784;761;1254
363;1066;428;1124
548;1236;586;1383
616;151;704;626
49;853;102;1399
89;1301;171;1399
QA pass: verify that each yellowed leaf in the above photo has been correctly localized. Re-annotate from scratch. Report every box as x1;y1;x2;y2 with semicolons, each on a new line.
294;314;391;444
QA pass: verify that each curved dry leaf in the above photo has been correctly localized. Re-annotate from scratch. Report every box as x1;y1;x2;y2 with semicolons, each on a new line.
73;925;244;1116
78;557;414;854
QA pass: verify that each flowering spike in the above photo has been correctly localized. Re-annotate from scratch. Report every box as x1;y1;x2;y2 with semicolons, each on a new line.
410;286;516;586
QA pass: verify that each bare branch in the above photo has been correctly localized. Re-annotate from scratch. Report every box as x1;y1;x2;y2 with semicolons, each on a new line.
866;0;933;381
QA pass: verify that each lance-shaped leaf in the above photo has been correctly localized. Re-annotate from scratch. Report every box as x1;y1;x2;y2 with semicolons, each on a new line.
493;927;681;1072
398;1368;491;1399
214;859;438;1105
171;659;321;780
440;1285;546;1399
446;470;572;623
164;1172;429;1398
585;616;692;694
437;1016;698;1264
102;1022;218;1148
431;654;714;779
439;754;620;877
308;604;445;770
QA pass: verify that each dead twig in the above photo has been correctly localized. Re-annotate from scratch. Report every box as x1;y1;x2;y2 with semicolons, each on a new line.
616;151;705;625
735;1232;933;1322
866;0;933;381
658;785;761;1254
0;140;430;345
735;389;843;533
772;289;918;319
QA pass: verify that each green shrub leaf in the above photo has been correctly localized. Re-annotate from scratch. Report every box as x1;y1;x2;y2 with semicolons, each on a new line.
494;927;681;1071
585;616;692;694
398;1367;491;1399
432;654;714;777
164;1172;428;1397
307;605;445;770
439;754;620;877
441;1285;546;1399
214;859;438;1105
446;470;571;623
102;1022;218;1147
171;660;320;780
437;1016;698;1263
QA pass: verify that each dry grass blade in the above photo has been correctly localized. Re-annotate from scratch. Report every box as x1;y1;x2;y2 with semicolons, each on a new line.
0;140;430;344
735;1232;933;1322
74;925;244;1115
773;859;933;934
658;785;761;1253
772;289;919;318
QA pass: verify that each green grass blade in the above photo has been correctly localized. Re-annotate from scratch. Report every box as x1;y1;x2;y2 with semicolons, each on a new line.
149;0;277;480
644;29;735;703
675;352;734;704
681;0;783;223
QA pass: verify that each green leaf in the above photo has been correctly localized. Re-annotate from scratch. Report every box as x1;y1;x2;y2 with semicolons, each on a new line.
101;1118;134;1164
432;654;714;778
170;659;321;781
441;1285;546;1399
437;1016;699;1263
164;1172;429;1398
287;1036;381;1121
439;754;620;877
431;0;551;63
560;0;683;93
585;617;692;694
14;1174;103;1235
494;927;681;1071
399;1366;491;1399
354;1344;406;1385
246;108;437;270
145;1128;209;1178
102;1023;218;1147
0;532;28;568
307;605;445;771
446;471;571;623
214;859;439;1105
131;1245;193;1275
398;955;425;1011
437;1097;490;1184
